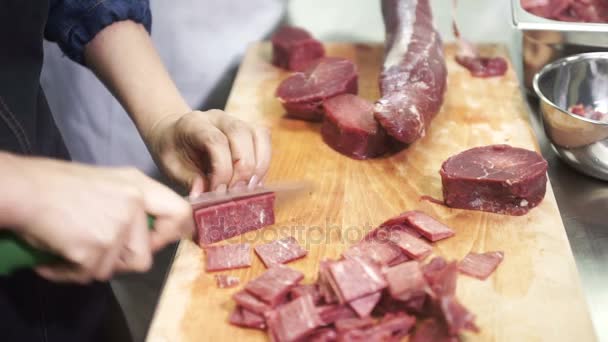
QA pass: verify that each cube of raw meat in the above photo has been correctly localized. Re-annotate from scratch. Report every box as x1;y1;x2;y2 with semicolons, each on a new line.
194;192;275;245
204;243;251;272
271;26;325;71
245;265;304;307
254;236;308;268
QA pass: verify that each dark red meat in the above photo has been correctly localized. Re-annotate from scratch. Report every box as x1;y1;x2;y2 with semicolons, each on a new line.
459;251;504;280
411;319;458;342
215;274;240;288
403;211;455;242
385;261;427;301
316;304;357;325
349;291;382;317
440;145;548;216
374;0;447;144
194;192;275;245
204;243;251;272
254;236;308;268
569;104;608;122
228;306;267;330
276;58;358;121
326;257;387;303
521;0;608;23
388;230;433;260
321;94;390;159
266;294;323;342
245;265;304;307
271;26;325;71
455;56;508;78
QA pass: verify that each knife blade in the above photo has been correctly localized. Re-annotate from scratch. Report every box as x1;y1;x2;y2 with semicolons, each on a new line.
0;180;311;275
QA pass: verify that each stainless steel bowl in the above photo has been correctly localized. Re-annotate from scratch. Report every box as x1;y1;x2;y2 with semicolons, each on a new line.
511;0;608;91
533;52;608;181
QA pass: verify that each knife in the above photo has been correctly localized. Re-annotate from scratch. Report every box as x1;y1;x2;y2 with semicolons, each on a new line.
0;181;311;275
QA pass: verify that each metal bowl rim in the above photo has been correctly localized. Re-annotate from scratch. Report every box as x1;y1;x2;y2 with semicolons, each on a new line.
532;52;608;127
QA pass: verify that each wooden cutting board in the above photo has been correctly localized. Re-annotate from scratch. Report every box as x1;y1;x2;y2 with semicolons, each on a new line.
146;43;596;342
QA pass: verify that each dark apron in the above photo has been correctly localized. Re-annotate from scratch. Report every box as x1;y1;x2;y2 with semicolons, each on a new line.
0;1;131;341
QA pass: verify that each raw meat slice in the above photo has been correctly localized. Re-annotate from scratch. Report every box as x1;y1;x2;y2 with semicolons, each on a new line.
343;238;403;266
459;251;504;280
411;319;457;342
306;328;338;342
215;274;240;288
271;26;325;71
276;57;358;121
374;215;423;239
371;312;416;339
316;304;357;325
289;284;322;305
403;211;455;242
374;0;447;144
204;243;251;272
266;294;323;342
455;56;508;78
326;257;387;303
424;259;458;298
334;317;375;332
318;261;339;304
349;291;381;317
228;306;267;330
521;0;608;23
387;253;411;267
440;145;548;216
245;265;304;307
232;290;271;315
194;192;275;245
254;236;308;268
438;296;479;335
321;94;390;159
388;230;433;259
385;261;426;301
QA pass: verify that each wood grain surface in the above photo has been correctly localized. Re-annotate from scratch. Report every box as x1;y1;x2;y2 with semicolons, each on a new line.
146;43;596;342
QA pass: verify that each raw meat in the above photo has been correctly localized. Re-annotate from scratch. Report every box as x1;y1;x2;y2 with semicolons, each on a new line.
228;306;267;330
374;0;447;144
340;312;416;341
245;265;304;307
403;211;455;242
411;319;457;342
343;238;404;266
438;296;479;335
424;259;458;298
455;56;508;78
215;274;240;288
276;57;358;121
385;261;426;301
388;230;433;259
194;192;275;245
306;328;338;342
440;145;548;216
335;317;375;332
326;257;387;303
289;284;323;305
316;304;357;325
266;294;323;342
459;251;504;280
521;0;608;23
318;261;340;304
321;94;390;159
232;290;272;315
387;253;411;267
349;291;382;317
271;26;325;71
254;236;308;268
569;104;608;122
204;243;251;272
375;214;423;239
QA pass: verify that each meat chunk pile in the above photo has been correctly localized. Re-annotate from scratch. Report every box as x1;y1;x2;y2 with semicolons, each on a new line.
227;210;504;341
569;104;608;122
194;192;276;245
440;145;548;216
521;0;608;23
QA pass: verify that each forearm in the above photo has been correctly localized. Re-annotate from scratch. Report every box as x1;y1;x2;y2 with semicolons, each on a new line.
83;20;191;143
0;152;35;230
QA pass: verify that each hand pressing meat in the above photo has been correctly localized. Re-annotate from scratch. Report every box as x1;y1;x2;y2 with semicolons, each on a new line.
374;0;447;144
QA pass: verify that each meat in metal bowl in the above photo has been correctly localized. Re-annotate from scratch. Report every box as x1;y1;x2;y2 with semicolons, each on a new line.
533;52;608;181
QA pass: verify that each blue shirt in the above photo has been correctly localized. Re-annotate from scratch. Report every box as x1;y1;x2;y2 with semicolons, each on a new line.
44;0;151;65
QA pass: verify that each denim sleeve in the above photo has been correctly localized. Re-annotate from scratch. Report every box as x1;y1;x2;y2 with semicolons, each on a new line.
44;0;152;65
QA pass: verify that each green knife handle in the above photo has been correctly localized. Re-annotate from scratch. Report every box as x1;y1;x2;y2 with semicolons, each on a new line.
0;215;156;276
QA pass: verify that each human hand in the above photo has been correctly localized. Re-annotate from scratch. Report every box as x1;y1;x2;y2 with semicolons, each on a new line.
146;110;272;196
10;157;192;283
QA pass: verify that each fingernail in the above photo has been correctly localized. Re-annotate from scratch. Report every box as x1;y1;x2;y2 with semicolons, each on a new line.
189;176;204;199
248;175;259;189
215;184;227;193
231;181;247;190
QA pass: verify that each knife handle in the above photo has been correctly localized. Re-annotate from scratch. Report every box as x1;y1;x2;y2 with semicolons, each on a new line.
0;215;156;276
